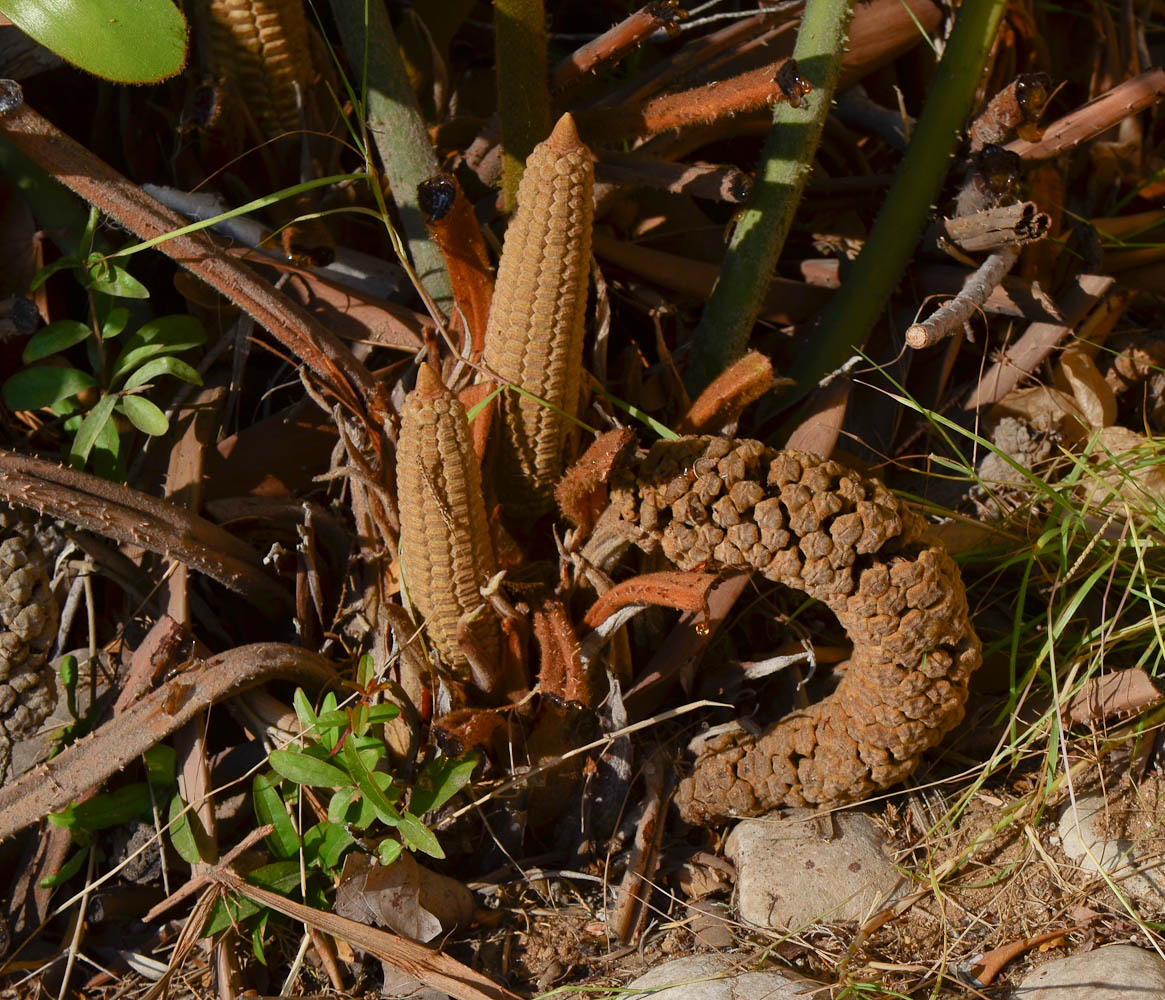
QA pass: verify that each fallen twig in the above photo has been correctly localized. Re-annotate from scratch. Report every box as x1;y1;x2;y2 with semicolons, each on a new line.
0;448;293;617
0;644;336;842
906;245;1020;350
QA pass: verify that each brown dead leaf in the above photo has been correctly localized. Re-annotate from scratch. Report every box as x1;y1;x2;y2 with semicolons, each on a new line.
583;571;720;629
1081;426;1165;510
335;852;474;944
1066;668;1164;727
555;428;637;535
1056;345;1117;428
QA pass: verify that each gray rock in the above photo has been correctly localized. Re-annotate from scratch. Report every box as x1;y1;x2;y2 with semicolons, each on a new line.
623;954;817;1000
1012;945;1165;997
725;810;904;929
1057;794;1165;906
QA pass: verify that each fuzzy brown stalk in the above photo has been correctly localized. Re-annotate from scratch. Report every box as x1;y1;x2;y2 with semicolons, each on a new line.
577;58;806;142
418;174;494;360
482;113;594;515
203;0;314;138
397;364;501;692
551;2;688;91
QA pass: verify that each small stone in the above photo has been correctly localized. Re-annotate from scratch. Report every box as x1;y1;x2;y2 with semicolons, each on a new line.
622;954;817;1000
1012;945;1165;998
726;810;904;928
1057;793;1165;907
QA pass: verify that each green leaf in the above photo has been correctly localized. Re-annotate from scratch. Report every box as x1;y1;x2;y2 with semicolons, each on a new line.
341;740;402;827
101;307;130;339
252;915;268;965
168;793;203;864
378;838;403;866
117;394;169;436
246;860;302;895
122;355;203;391
269;747;352;788
292;688;319;733
0;0;187;83
253;772;300;859
202;893;262;937
398;811;444;859
409;752;479;816
357;654;376;689
110;315;205;383
59;655;79;720
69;393;118;467
314;709;351;732
39;848;88;888
143;745;176;787
3;366;96;410
364;704;401;724
86;257;149;299
303;820;354;871
51;783;152;833
328;786;358;824
30;256;79;293
22;320;91;362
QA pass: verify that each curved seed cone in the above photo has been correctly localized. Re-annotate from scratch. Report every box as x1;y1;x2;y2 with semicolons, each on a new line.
483;112;594;515
607;437;982;823
205;0;313;139
397;364;500;688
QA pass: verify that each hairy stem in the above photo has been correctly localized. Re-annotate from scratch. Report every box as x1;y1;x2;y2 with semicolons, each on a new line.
495;0;551;210
684;0;855;395
329;0;451;308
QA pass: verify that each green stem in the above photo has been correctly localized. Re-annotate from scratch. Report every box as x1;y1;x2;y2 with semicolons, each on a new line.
329;0;451;309
494;0;551;210
782;0;1009;401
684;0;855;396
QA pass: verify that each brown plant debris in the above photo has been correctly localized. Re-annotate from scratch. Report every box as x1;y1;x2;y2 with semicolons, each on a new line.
970;72;1053;151
482;112;594;515
398;363;502;694
606;437;981;823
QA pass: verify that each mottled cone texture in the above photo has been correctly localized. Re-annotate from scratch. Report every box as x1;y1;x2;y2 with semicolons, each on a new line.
483;113;594;514
608;437;982;823
0;526;58;783
397;365;499;685
206;0;313;138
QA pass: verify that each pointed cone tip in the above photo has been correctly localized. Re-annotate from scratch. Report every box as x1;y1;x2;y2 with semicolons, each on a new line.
414;361;447;398
545;112;584;153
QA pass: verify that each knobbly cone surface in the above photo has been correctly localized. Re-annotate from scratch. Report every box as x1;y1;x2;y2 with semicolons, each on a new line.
608;437;981;823
0;514;59;783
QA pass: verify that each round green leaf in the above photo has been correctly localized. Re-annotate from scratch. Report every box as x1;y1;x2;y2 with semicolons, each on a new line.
117;394;169;436
3;366;95;410
0;0;188;83
111;314;206;383
22;320;91;362
122;355;203;391
87;259;149;299
269;748;352;788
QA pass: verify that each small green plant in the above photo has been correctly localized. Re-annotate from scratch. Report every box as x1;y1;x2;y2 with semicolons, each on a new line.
2;208;205;478
188;655;478;956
